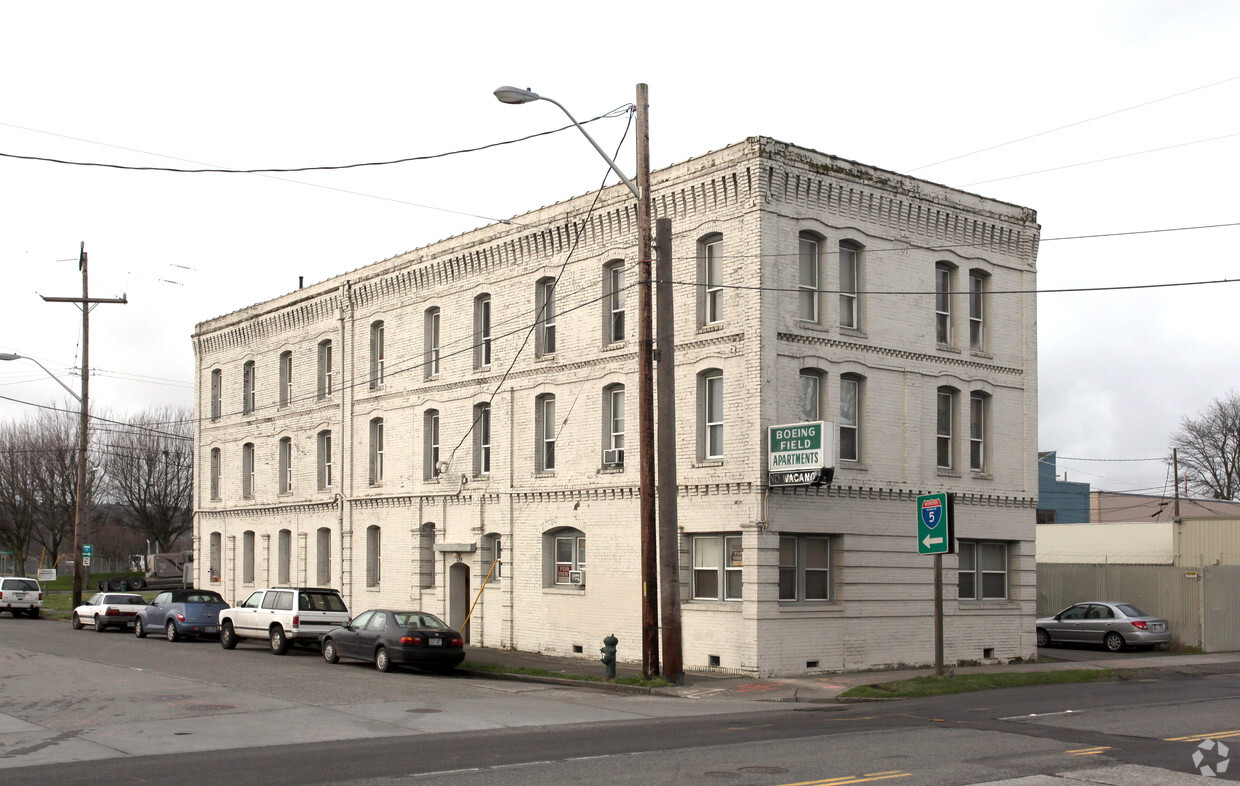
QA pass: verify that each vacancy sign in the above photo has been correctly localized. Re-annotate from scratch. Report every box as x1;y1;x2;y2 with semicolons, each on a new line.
768;421;834;487
916;493;954;555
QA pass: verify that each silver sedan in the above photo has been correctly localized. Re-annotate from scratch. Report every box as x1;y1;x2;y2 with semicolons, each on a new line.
1036;601;1171;652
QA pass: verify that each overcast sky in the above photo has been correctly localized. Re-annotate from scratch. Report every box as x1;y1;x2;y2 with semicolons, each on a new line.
2;2;1238;495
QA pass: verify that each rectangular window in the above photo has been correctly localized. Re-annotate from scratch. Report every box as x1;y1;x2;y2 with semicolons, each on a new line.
609;387;625;451
426;309;441;378
370;322;385;389
705;373;723;460
608;265;625;343
935;266;952;345
958;541;1008;600
318;431;332;490
241;442;254;498
937;390;954;470
970;393;986;472
370;419;384;484
366;526;381;588
540;396;556;471
839;242;859;329
316;527;331;584
242;531;255;584
704;238;723;324
429;412;440;478
692;534;742;601
210;370;222;420
798;372;820;423
279;352;292;408
798;235;819;322
554;535;584;584
476;404;491;476
538;279;557;355
969;273;986;351
278;438;292;494
476;296;492;369
318;341;333;399
779;535;831;601
209;448;221;500
840;377;859;462
242;361;255;415
277;530;291;585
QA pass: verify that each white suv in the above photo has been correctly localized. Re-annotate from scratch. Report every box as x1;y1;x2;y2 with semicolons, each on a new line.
0;577;43;618
217;587;349;655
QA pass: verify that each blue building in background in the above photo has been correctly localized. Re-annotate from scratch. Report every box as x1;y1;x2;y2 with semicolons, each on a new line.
1037;451;1091;524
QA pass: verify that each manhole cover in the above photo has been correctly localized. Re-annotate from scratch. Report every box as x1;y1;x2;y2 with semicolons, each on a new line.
184;704;234;712
406;708;442;714
739;767;788;774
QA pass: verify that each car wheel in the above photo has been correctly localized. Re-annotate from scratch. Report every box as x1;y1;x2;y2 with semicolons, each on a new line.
108;578;122;592
269;626;289;655
129;577;145;590
71;612;83;630
94;615;107;632
27;607;40;619
166;620;180;642
322;638;339;664
375;646;391;672
134;618;147;638
220;621;237;649
1036;628;1050;648
1104;632;1125;653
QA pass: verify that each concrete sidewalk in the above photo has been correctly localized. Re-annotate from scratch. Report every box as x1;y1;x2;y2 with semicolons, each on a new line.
458;646;1240;703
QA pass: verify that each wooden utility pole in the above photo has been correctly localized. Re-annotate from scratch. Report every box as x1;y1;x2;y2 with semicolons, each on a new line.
655;216;683;683
41;243;127;608
635;83;659;679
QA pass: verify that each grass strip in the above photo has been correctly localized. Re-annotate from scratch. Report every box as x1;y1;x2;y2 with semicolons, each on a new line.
839;668;1117;699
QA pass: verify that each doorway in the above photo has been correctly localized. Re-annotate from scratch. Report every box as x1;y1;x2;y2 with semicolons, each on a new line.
449;561;471;643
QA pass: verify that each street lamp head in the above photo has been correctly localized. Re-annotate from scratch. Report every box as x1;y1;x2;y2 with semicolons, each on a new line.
0;352;21;361
493;86;541;105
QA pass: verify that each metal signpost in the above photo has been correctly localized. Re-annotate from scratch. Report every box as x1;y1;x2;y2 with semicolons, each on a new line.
916;493;954;677
768;421;834;487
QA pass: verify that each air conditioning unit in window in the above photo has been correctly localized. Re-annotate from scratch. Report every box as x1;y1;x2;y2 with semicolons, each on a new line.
602;448;624;466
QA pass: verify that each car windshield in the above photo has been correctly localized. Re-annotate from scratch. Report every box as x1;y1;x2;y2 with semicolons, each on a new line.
1115;603;1149;617
300;591;347;612
106;595;146;605
393;612;449;629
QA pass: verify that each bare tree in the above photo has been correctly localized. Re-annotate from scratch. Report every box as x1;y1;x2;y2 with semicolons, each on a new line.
102;406;194;553
0;419;40;573
28;407;99;564
1169;391;1240;500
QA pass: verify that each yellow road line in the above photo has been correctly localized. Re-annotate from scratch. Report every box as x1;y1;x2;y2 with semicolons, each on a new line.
777;771;911;786
1067;746;1113;755
1166;729;1240;742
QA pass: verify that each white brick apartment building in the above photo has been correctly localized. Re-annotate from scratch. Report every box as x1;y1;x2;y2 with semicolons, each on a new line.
192;137;1040;676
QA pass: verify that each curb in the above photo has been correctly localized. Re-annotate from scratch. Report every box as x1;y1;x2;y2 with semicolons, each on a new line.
456;667;655;695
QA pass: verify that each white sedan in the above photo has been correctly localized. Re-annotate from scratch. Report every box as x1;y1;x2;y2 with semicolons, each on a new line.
72;593;148;632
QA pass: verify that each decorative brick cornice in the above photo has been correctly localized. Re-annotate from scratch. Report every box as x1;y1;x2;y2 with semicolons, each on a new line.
777;332;1023;376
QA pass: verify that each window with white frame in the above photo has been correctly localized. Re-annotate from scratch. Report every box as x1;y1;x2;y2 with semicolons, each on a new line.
419;523;436;589
317;430;332;490
278;437;292;494
424;307;441;379
692;534;742;601
935;262;954;346
702;370;724;460
279;351;292;408
474;402;491;477
937;387;956;470
701;234;723;325
798;232;821;323
369;417;384;484
424;409;440;479
210;369;222;420
370;320;385;389
839;241;861;329
277;528;291;584
604;384;624;462
604;260;625;344
840;374;861;462
969;270;987;351
549;529;585;585
242;361;255;415
475;294;492;369
317;340;333;399
241;442;255;498
797;370;821;423
366;525;381;587
316;527;331;584
242;530;255;584
484;532;503;581
958;540;1008;600
970;392;989;472
779;535;832;601
209;447;221;500
536;277;557;356
536;394;556;472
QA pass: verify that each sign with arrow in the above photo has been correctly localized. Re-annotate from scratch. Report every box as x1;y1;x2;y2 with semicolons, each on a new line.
916;493;954;555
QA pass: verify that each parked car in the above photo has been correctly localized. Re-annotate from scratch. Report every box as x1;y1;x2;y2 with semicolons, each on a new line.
0;576;43;618
1036;601;1171;652
134;588;229;641
321;609;466;673
218;587;349;655
71;593;149;632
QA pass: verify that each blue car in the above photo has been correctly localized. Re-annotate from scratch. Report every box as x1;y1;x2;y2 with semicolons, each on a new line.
134;589;229;641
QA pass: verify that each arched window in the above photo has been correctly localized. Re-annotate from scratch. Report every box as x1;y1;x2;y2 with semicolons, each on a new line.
536;277;557;356
366;525;381;587
840;374;863;462
483;532;503;582
935;262;957;346
424;307;441;378
317;340;333;399
210;369;223;420
317;430;332;490
241;442;255;498
242;530;255;584
209;531;222;583
424;409;440;479
699;369;724;460
699;233;724;325
369;417;384;485
209;447;221;500
797;370;822;423
316;527;331;585
475;294;492;369
798;232;821;323
602;384;625;465
370;320;385;389
937;386;959;470
278;437;292;493
474;402;491;477
242;361;256;415
839;241;862;330
277;529;291;584
536;394;556;472
278;351;292;407
544;526;585;587
603;260;626;344
969;269;989;351
970;391;991;472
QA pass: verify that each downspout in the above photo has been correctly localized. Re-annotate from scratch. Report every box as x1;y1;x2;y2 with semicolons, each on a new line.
508;385;516;648
339;281;353;606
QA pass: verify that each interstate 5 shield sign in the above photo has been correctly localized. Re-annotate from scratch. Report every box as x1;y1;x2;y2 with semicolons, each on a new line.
916;492;954;555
